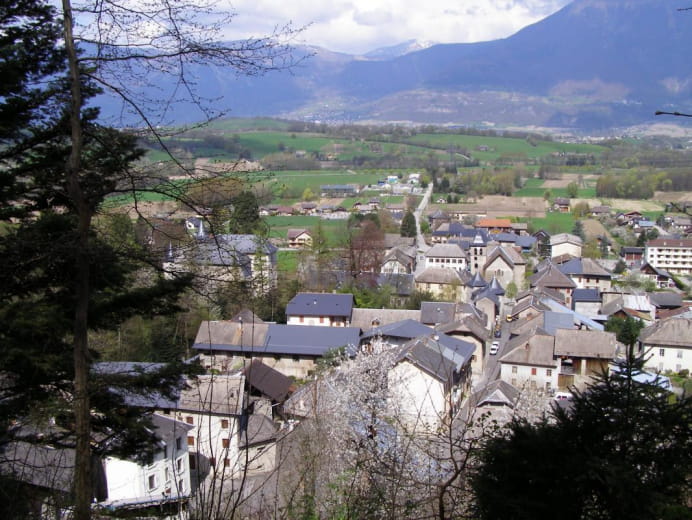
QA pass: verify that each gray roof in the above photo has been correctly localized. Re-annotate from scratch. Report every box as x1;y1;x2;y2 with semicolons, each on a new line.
647;292;683;309
0;441;76;494
469;380;520;409
639;317;692;348
350;308;422;330
549;233;583;247
558;258;611;278
180;234;277;270
467;271;488;288
540;297;604;331
542;311;576;335
264;324;361;356
425;242;467;259
499;332;557;368
193;320;270;351
554;329;617;359
415;266;465;284
530;263;577;289
572;288;602;303
239;414;278;448
91;362;182;409
243;360;294;402
178;375;245;416
396;334;475;383
361;319;434;341
436;315;489;341
286;292;354;318
420;302;457;325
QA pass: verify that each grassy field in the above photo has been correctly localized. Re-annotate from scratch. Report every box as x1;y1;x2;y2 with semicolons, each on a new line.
266;216;346;246
400;133;606;162
524;211;576;234
277;250;300;273
514;177;597;199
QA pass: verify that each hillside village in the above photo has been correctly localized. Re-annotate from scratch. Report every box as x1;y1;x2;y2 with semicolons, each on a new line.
6;167;692;517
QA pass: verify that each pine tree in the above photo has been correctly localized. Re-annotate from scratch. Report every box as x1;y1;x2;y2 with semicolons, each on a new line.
400;210;417;237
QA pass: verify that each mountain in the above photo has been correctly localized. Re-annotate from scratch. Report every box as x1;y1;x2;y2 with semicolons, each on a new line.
97;0;692;132
363;40;436;60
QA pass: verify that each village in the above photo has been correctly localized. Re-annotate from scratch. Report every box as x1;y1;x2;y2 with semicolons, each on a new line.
6;170;692;518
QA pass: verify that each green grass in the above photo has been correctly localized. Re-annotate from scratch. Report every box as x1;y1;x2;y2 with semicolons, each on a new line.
524;212;576;234
266;216;346;246
514;178;597;199
277;250;300;273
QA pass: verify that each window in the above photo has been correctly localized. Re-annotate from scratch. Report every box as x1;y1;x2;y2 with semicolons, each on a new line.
660;348;665;357
148;474;158;490
511;378;517;386
187;436;194;446
189;454;196;470
511;366;517;374
177;457;183;472
224;458;230;467
531;367;537;376
178;480;185;493
319;316;324;324
677;350;684;359
299;316;304;323
185;416;193;424
222;438;230;449
546;369;552;377
221;419;229;429
164;468;170;482
175;437;182;451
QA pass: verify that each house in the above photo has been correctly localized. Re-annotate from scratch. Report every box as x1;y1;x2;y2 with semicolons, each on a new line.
553;197;570;213
633;219;655;234
620;246;644;266
483;245;526;288
389;334;475;431
572;288;602;316
427;210;451;231
670;215;692;231
639;262;676;288
163;234;277;295
467;380;521;424
499;331;559;393
299;202;318;215
475;218;513;234
644;238;692;275
424;243;467;271
286;292;354;326
557;257;612;292
553;329;617;390
287;228;313;248
380;245;417;274
360;319;437;352
617;210;643;225
591;205;611;217
549;233;583;259
243;359;295;410
529;262;577;306
103;414;194;507
192;321;361;379
436;315;490;383
638;317;692;374
415;267;465;301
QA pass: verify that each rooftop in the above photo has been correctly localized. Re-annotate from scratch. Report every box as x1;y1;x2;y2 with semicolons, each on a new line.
286;292;354;318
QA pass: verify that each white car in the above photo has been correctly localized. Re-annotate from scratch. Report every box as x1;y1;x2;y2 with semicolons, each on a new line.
489;341;500;355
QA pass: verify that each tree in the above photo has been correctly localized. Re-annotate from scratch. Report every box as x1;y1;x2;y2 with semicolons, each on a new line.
473;356;692;520
302;187;315;201
566;181;578;198
400;211;417;237
572;201;590;218
572;219;585;241
229;190;262;234
1;0;300;517
505;281;518;299
614;258;627;274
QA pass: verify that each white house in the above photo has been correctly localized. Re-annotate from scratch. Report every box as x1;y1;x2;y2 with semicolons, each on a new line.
499;332;559;393
549;233;583;259
103;414;194;507
286;292;354;327
424;243;468;271
638;317;692;374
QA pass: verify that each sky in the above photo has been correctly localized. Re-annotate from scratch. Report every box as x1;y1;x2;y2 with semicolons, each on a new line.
223;0;573;55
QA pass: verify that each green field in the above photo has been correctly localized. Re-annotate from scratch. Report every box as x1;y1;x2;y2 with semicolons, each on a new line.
266;216;346;246
524;212;576;234
400;133;605;162
514;178;597;199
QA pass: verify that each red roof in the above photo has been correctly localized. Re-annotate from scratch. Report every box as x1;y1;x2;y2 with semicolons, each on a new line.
647;239;692;248
476;218;512;228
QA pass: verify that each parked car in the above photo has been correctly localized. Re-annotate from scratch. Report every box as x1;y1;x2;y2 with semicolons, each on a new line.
489;341;500;355
554;392;572;401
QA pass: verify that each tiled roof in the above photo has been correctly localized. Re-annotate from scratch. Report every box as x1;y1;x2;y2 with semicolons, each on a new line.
554;329;617;359
286;292;354;318
639;317;692;347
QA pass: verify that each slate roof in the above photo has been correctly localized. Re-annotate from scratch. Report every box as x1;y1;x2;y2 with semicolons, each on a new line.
499;332;557;368
286;292;354;318
264;324;360;356
0;441;76;494
243;360;294;402
420;302;457;325
572;288;602;303
467;271;488;288
436;315;489;341
554;329;617;359
648;292;683;309
530;263;577;289
539;297;604;331
639;317;692;348
484;245;526;269
91;362;182;409
469;380;520;409
558;257;611;278
396;334;475;383
361;319;433;341
239;414;279;448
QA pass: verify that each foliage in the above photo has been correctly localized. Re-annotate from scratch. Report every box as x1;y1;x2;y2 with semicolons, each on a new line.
400;211;417;237
505;281;518;299
473;356;692;520
228;190;263;234
566;181;578;198
572;201;590;218
604;315;645;349
613;258;627;274
572;219;585;241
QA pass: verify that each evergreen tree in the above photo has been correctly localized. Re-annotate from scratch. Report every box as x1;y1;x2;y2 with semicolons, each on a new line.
400;210;417;237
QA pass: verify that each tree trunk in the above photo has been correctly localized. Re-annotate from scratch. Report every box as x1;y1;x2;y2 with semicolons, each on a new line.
61;0;93;518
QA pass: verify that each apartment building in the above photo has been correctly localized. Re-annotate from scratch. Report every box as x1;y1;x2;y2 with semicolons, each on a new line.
645;238;692;275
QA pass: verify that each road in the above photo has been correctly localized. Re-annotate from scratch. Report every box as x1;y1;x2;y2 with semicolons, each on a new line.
474;318;512;389
413;184;433;274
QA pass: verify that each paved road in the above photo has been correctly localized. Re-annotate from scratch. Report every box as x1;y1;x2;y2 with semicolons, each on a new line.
413;184;433;275
474;318;512;390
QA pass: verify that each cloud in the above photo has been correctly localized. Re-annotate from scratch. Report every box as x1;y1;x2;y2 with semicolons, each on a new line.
221;0;571;54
